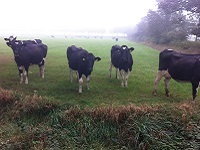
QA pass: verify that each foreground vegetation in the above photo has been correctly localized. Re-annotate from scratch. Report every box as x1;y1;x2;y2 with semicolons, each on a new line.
0;87;200;149
1;37;200;149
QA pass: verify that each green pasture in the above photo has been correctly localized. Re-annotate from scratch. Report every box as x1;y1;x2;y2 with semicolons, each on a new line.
0;37;194;108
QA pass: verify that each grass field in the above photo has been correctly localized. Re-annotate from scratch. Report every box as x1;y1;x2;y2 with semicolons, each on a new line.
0;36;194;107
1;36;200;149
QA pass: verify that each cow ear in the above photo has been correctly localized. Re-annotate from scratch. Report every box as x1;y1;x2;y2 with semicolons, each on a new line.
4;38;9;41
129;47;134;52
95;57;101;61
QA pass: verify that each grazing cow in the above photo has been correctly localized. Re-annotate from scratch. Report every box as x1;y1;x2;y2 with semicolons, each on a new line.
109;45;135;87
4;36;48;84
153;49;200;100
66;45;101;93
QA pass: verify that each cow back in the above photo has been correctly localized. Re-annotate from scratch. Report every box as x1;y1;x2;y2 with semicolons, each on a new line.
20;44;47;65
168;57;200;82
158;49;200;71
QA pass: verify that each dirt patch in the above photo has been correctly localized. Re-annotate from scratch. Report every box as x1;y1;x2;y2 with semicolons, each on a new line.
0;55;13;64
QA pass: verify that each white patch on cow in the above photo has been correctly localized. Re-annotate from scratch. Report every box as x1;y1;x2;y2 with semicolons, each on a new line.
196;86;199;94
39;60;43;65
9;36;15;41
79;77;83;93
15;41;19;45
167;49;173;51
18;66;23;70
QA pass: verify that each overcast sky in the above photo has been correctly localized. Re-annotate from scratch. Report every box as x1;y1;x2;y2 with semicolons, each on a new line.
0;0;157;35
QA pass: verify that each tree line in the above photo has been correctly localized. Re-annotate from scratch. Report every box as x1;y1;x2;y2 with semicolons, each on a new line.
133;0;200;44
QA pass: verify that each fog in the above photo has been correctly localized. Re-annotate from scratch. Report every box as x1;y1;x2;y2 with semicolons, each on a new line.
0;0;157;36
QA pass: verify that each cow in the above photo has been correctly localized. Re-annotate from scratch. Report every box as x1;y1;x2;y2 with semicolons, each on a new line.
4;36;48;84
109;45;135;87
153;49;200;100
66;45;101;93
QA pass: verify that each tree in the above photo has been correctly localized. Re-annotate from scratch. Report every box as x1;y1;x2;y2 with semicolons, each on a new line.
133;0;191;43
191;23;200;41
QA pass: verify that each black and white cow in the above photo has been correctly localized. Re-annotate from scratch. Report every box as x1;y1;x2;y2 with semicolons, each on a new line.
66;45;101;93
109;45;135;87
4;36;48;84
153;49;200;100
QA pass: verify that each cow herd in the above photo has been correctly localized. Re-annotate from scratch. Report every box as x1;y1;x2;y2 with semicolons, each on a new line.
3;36;200;100
4;36;134;93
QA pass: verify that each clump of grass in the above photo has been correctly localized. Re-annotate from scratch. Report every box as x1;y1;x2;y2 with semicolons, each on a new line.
0;88;58;121
12;94;58;119
0;87;14;108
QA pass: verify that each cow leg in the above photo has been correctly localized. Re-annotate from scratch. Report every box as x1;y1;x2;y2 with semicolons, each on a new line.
86;75;91;90
39;59;45;78
70;68;73;82
109;61;113;78
120;70;125;87
153;71;164;95
76;71;79;81
192;81;199;100
116;68;119;79
18;66;24;84
24;67;29;84
79;77;83;93
164;77;171;96
124;70;130;87
39;65;45;78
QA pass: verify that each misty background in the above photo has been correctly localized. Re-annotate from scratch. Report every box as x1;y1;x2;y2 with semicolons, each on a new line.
0;0;157;37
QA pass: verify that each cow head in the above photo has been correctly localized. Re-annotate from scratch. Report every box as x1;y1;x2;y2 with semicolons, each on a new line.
120;45;134;63
4;36;22;57
81;53;101;75
4;36;17;47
